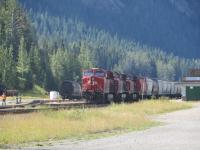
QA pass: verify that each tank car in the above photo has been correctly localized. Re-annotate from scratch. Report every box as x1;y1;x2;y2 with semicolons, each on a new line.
60;80;82;100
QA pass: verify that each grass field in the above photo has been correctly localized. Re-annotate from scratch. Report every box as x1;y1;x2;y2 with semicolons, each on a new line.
0;100;192;146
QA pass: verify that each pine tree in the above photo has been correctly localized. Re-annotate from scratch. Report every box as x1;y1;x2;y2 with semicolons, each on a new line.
0;45;17;88
17;37;31;89
78;42;93;69
30;44;43;84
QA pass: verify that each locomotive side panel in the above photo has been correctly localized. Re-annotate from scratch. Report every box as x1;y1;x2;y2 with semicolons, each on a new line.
135;78;147;98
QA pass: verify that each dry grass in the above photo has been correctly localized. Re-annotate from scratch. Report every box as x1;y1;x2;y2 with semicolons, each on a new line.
0;100;192;145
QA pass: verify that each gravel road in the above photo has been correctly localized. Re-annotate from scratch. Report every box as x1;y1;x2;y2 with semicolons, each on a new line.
27;103;200;150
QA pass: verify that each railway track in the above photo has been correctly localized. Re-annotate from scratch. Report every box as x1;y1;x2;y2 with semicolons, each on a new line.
0;99;109;115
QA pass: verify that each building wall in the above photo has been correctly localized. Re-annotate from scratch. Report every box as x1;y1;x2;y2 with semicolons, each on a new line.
180;83;200;100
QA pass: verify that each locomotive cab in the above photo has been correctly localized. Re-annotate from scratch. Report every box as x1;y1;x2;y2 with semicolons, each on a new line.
82;69;103;98
82;68;115;103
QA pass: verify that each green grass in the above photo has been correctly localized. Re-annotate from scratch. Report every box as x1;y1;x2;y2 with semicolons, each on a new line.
0;100;192;146
21;85;48;98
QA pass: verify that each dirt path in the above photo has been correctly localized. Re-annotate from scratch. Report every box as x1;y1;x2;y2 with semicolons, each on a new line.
26;103;200;150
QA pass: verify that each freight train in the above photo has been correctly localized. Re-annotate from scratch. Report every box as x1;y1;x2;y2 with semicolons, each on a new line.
80;68;181;103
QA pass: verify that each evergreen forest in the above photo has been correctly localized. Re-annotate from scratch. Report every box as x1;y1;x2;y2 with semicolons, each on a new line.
1;0;200;91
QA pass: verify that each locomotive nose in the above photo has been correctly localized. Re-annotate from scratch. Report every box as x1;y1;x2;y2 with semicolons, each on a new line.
87;77;97;85
82;76;96;90
87;77;93;84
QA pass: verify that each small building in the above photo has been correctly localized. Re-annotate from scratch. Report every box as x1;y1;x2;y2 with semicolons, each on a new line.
179;76;200;101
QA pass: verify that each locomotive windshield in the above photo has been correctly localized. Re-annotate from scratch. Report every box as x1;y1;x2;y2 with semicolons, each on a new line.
83;70;94;76
95;70;105;77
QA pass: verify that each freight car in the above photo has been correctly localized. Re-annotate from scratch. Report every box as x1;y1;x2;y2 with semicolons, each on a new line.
169;82;176;98
152;79;159;98
146;78;154;99
60;80;82;100
174;83;182;98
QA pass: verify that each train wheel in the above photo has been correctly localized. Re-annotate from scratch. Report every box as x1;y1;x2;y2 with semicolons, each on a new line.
103;94;113;104
103;94;107;104
108;93;114;103
114;95;120;103
154;95;159;99
132;93;136;101
89;94;95;102
120;94;126;103
134;93;139;102
147;96;152;99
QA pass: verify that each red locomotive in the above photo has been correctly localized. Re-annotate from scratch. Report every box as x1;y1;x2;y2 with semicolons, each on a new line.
113;72;129;102
81;68;182;103
82;68;130;102
82;68;115;102
126;75;139;101
135;77;147;99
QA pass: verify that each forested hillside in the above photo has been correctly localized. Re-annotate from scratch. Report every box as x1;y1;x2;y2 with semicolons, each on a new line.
0;0;40;90
27;13;200;83
20;0;200;58
1;0;200;91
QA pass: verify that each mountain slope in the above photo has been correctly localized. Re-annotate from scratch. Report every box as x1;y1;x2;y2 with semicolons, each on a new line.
20;0;200;58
